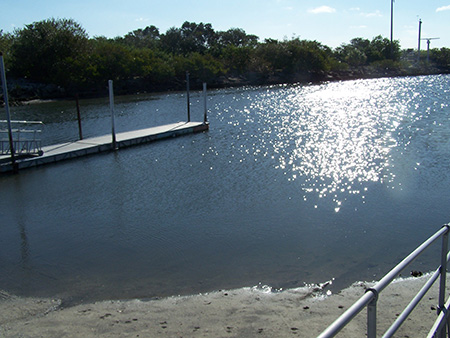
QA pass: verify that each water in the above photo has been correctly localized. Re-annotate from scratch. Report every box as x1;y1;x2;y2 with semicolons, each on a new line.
1;75;450;303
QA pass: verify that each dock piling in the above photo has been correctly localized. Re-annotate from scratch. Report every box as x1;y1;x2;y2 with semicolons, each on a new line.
186;71;191;122
108;80;117;150
75;94;83;140
203;82;208;123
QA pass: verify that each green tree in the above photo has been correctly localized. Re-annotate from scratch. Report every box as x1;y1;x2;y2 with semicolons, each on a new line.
336;36;400;67
87;37;134;82
160;21;217;55
118;25;160;49
254;38;332;75
335;44;367;67
431;48;450;70
0;30;14;68
285;39;332;72
215;28;258;48
172;52;226;83
221;45;254;73
335;38;370;66
11;18;89;87
0;30;13;54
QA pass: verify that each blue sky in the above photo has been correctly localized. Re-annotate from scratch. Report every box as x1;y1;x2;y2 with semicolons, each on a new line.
1;1;449;49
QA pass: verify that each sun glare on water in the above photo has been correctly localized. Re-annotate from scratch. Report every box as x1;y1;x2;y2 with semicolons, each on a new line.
248;79;410;211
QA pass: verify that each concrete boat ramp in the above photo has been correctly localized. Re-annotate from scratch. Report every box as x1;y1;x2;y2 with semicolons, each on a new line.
0;121;209;173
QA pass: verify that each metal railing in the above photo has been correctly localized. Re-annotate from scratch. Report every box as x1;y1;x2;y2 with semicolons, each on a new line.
0;120;44;156
318;224;450;338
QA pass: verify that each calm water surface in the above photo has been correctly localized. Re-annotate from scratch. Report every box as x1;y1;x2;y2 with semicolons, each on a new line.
1;75;450;303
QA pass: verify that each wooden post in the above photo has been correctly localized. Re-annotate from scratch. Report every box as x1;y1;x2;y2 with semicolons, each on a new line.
203;82;208;123
75;94;83;140
0;52;18;173
186;71;191;122
108;80;117;150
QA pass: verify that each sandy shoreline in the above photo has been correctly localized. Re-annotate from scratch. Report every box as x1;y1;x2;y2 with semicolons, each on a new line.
0;274;447;337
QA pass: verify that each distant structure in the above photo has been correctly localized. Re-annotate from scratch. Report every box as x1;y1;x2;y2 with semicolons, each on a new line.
421;37;440;63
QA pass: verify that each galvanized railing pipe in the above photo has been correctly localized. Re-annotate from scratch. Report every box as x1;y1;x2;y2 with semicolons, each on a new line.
438;227;449;338
382;251;450;338
0;120;44;125
317;291;376;338
0;126;42;155
370;225;448;295
367;294;378;338
428;295;450;337
318;225;450;338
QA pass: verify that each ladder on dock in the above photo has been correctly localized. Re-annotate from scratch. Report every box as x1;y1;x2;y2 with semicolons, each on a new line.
0;120;43;157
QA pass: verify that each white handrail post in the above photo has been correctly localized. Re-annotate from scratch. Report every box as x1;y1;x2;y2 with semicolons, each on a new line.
108;80;117;150
438;225;449;338
203;82;208;123
367;296;377;338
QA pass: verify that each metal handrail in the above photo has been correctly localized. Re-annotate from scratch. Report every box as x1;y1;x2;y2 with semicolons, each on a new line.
429;292;450;337
318;224;450;338
0;120;43;156
0;129;42;133
0;120;44;125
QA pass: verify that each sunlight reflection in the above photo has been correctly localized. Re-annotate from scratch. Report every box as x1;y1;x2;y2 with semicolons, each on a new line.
252;79;409;211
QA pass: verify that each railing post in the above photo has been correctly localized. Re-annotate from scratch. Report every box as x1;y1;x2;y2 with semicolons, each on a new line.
438;225;449;338
367;289;378;338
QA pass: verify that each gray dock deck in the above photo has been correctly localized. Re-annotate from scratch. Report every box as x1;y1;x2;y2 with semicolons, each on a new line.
0;121;209;173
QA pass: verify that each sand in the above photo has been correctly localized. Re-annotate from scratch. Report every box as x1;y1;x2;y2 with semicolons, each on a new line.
0;274;447;337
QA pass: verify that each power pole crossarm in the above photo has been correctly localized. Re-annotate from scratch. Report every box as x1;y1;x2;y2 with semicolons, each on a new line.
421;37;440;62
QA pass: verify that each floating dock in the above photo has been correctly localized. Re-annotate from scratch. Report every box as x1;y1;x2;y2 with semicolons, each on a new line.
0;121;209;173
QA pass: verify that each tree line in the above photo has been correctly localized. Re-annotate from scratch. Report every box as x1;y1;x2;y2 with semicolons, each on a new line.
0;18;449;99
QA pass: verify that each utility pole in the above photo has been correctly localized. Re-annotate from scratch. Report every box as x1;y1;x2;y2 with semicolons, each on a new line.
390;0;394;59
417;19;422;63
